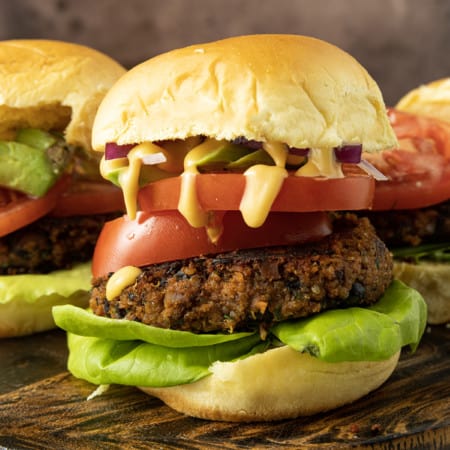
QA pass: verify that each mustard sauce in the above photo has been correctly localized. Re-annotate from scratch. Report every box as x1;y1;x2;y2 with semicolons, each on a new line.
178;139;227;241
295;148;344;178
106;265;142;301
240;142;288;227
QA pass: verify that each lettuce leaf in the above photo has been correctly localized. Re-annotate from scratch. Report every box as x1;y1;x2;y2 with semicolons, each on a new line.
67;331;262;387
368;279;427;352
53;305;255;348
272;281;426;362
53;280;427;387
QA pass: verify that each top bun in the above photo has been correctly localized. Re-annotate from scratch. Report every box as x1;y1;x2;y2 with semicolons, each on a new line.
92;34;397;152
0;39;126;150
396;78;450;123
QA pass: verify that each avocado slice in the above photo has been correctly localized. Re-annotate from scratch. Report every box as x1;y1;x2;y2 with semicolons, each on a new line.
16;128;57;151
195;143;251;171
0;129;72;197
227;149;275;170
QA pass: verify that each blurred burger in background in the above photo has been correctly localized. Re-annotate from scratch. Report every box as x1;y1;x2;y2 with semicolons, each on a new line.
364;79;450;325
53;35;426;422
396;78;450;123
0;40;126;337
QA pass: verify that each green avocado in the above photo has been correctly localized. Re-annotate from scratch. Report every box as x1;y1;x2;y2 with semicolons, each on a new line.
195;143;253;171
226;149;275;170
0;129;70;197
16;128;57;151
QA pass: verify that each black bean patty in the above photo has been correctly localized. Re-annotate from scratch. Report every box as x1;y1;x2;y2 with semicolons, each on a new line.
0;213;118;274
90;215;393;333
366;200;450;247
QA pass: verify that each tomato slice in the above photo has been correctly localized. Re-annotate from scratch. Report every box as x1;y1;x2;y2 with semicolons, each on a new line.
388;108;450;159
372;174;450;210
51;181;125;217
367;109;450;210
92;210;332;277
0;177;70;237
138;168;374;214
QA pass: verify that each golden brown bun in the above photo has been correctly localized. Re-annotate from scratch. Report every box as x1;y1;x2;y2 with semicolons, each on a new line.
396;78;450;123
393;261;450;324
93;34;397;152
141;346;400;422
0;39;126;150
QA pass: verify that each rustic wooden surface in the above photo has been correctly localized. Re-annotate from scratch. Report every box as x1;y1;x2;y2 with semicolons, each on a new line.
0;325;448;449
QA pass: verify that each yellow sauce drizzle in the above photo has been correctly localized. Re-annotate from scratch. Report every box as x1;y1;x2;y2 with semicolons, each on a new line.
178;139;226;242
240;165;287;227
295;148;344;178
113;142;169;219
100;156;128;179
106;265;142;301
240;142;288;228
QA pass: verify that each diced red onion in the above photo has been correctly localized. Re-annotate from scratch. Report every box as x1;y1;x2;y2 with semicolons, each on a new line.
141;152;167;165
333;144;362;163
231;137;262;150
288;147;310;156
105;142;135;160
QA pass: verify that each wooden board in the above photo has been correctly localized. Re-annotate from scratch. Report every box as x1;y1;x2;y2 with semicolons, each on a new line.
0;325;449;449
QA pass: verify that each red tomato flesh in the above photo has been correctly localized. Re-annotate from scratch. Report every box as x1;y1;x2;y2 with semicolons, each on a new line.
92;210;332;277
368;109;450;210
0;177;70;237
51;180;125;217
138;168;374;214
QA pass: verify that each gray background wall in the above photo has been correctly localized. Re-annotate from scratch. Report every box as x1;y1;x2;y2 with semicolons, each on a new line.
0;0;449;105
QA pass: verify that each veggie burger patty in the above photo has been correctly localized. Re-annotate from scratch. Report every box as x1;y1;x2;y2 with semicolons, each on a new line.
0;213;118;275
90;214;393;333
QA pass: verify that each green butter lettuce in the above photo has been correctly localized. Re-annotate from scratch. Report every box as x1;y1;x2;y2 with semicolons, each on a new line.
368;280;427;352
0;262;92;305
67;332;262;387
272;281;427;362
53;280;427;388
53;305;255;347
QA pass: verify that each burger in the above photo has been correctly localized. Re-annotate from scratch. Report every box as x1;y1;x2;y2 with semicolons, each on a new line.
363;80;450;325
0;40;126;337
53;35;427;421
396;78;450;123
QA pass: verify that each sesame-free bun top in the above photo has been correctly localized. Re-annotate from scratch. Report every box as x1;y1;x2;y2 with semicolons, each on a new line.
396;78;450;123
92;34;397;152
0;39;126;150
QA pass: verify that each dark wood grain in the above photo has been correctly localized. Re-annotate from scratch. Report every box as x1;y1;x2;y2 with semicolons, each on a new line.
0;325;448;449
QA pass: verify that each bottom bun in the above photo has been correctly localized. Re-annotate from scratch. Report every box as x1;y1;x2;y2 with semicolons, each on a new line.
393;261;450;325
0;290;89;338
141;346;400;422
0;263;91;338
